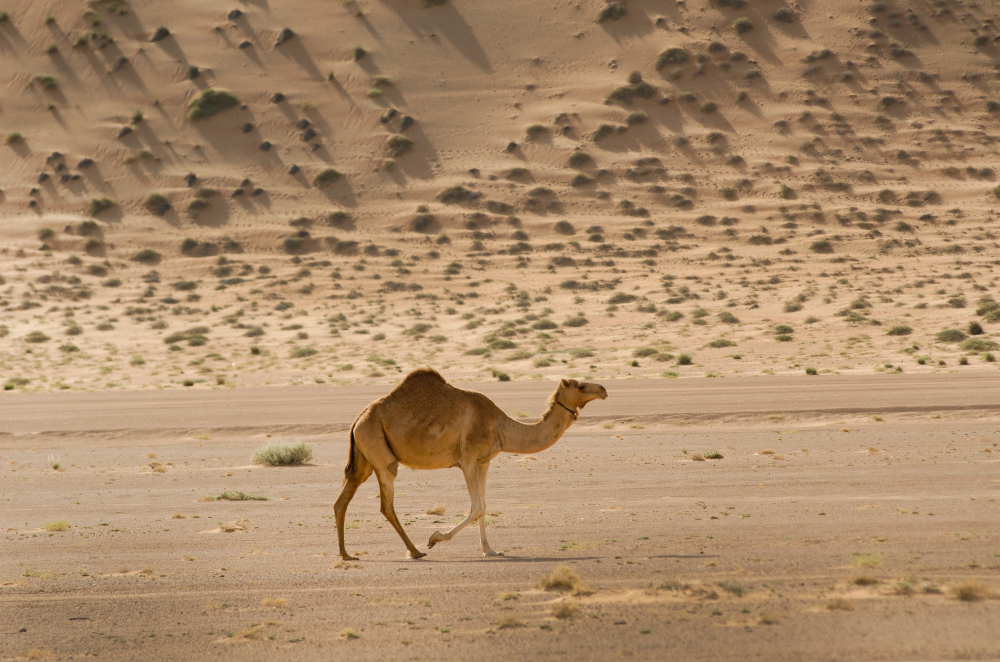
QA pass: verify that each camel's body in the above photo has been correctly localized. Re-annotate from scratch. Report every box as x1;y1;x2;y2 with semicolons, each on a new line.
334;368;607;559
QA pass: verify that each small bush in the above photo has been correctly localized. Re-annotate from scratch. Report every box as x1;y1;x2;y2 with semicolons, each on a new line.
313;168;342;188
886;325;912;336
88;197;115;216
25;331;50;343
936;329;967;343
962;338;999;352
718;312;740;324
42;520;71;531
210;491;269;501
36;75;58;90
596;1;626;22
6;132;23;145
437;186;471;203
700;101;718;113
253;441;313;466
554;220;575;235
810;239;834;253
677;353;693;365
656;48;689;68
805;366;818;375
564;315;588;327
541;566;588;593
132;249;162;265
386;134;414;157
187;89;239;121
143;193;169;212
773;8;794;22
733;17;754;34
708;339;736;348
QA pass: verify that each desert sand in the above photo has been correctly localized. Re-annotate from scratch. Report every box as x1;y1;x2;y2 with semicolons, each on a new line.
3;375;1000;661
3;0;1000;658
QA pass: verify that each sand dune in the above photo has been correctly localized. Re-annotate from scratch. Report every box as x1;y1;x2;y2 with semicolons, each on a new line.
0;0;999;391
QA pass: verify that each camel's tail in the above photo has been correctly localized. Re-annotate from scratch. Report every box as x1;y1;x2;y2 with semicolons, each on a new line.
343;422;359;486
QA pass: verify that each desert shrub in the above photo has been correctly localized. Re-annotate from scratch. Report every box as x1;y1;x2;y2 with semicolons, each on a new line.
718;312;740;324
410;213;436;232
969;321;984;335
596;1;626;22
554;220;575;235
733;17;754;34
437;186;471;203
36;75;58;90
564;315;588;327
708;339;736;348
88;197;115;216
526;124;549;139
132;249;162;265
810;239;834;253
143;193;169;212
886;325;912;336
700;101;718;113
608;293;637;304
541;566;588;593
592;124;615;141
6;131;23;145
25;331;50;343
386;134;413;157
962;338;999;352
805;366;818;375
210;491;269;501
747;234;772;245
352;46;366;60
656;48;689;68
187;89;239;121
313;168;342;187
936;329;966;343
567;150;593;168
773;7;794;22
253;441;313;466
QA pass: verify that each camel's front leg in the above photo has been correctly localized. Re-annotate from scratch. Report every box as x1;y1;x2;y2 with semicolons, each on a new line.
428;462;484;549
476;462;502;557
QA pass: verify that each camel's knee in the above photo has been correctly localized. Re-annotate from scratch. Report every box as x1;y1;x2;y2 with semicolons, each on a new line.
470;507;485;522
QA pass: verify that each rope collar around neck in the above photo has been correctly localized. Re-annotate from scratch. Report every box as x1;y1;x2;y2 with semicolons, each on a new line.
555;400;579;420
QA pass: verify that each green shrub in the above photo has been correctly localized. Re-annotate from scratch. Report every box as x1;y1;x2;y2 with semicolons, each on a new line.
708;339;736;348
88;197;115;216
810;239;834;253
252;441;313;466
563;315;588;327
313;168;342;187
700;101;718;113
936;329;967;343
718;312;740;324
36;75;58;90
596;2;626;22
677;353;693;365
25;331;50;343
132;249;162;265
386;134;414;157
187;89;239;121
143;193;169;212
886;325;912;336
775;334;793;342
656;48;689;68
437;186;471;203
5;132;23;145
961;338;999;352
805;366;818;375
773;8;794;22
210;491;269;501
733;18;754;34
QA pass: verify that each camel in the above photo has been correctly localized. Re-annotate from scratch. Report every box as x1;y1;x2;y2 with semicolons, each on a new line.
334;368;607;560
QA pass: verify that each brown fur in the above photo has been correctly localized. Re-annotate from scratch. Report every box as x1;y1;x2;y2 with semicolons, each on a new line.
334;368;607;560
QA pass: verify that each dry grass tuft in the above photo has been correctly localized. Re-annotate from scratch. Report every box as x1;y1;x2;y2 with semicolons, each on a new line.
340;627;360;640
253;441;313;466
551;600;578;619
171;513;186;519
852;576;878;586
261;598;288;607
41;521;70;532
497;616;525;629
953;580;992;602
219;518;250;533
827;598;854;611
18;648;52;660
540;565;592;595
425;503;447;515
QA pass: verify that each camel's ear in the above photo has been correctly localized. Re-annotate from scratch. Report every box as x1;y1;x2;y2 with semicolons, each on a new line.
565;379;579;388
559;378;570;388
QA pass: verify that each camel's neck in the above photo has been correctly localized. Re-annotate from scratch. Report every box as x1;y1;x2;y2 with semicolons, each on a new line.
498;401;576;455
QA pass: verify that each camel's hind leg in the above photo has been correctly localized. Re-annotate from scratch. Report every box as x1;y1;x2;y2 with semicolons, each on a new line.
374;463;426;559
351;418;426;559
475;462;503;557
334;447;373;561
428;461;485;550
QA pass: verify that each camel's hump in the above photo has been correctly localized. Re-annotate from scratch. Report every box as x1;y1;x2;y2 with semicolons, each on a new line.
399;367;447;385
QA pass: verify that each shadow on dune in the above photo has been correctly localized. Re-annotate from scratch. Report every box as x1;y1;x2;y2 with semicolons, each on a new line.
378;0;492;73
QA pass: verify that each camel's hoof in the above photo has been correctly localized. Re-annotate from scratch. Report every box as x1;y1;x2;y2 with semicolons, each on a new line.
427;531;445;548
340;554;359;561
483;550;505;557
409;549;427;559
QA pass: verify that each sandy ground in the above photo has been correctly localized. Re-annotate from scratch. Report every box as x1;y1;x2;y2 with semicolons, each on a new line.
3;374;1000;661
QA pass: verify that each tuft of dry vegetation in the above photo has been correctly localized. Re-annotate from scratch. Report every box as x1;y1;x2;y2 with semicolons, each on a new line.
252;441;313;466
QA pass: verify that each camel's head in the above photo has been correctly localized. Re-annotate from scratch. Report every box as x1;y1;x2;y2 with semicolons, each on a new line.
556;378;608;411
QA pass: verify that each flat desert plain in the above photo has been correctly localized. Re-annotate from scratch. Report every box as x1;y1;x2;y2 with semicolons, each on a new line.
3;374;1000;661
